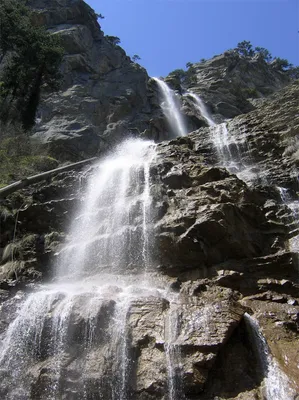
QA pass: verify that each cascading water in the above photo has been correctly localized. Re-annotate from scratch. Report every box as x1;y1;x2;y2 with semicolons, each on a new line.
244;313;296;400
164;299;185;400
212;122;259;184
277;186;299;253
0;139;184;399
184;92;215;127
56;139;156;280
184;91;258;184
153;77;187;137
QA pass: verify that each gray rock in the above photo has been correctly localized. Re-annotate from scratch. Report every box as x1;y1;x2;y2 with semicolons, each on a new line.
26;0;164;160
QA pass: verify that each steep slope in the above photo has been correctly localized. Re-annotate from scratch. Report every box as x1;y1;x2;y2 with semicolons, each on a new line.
186;51;291;118
27;0;164;160
21;1;293;161
0;2;298;398
192;80;299;189
165;50;292;127
0;81;298;398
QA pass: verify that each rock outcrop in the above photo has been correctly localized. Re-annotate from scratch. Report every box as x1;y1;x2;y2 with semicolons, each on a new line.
26;0;167;160
166;50;291;125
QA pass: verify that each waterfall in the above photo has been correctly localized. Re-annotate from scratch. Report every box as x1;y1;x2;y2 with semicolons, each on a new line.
212;122;259;183
56;139;156;280
185;92;215;127
213;122;238;168
153;77;187;137
184;92;259;184
277;186;299;252
0;139;178;399
164;298;185;400
244;313;296;400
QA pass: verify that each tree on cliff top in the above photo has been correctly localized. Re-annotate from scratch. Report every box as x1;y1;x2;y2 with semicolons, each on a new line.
236;41;255;57
106;35;121;46
0;0;64;130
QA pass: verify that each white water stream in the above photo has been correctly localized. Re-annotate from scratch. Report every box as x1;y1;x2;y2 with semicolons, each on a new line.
0;139;183;399
277;186;299;253
244;313;296;400
183;92;258;184
185;92;215;127
153;77;187;137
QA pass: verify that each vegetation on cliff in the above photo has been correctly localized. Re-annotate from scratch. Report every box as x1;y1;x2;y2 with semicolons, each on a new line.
0;0;63;185
0;0;63;130
167;40;299;86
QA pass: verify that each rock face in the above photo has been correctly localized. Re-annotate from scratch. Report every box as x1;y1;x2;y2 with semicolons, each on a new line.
191;80;299;190
1;80;299;398
166;50;291;124
0;1;299;399
27;0;167;160
152;139;287;273
24;1;292;161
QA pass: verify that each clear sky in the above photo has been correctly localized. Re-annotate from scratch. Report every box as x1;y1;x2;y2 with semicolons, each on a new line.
86;0;299;77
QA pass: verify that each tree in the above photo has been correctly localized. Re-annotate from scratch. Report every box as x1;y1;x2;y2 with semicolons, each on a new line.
186;62;193;69
236;40;255;57
169;69;186;81
106;35;121;46
132;54;141;62
96;13;105;19
272;57;293;71
255;46;272;62
0;0;29;60
0;0;64;130
288;66;299;79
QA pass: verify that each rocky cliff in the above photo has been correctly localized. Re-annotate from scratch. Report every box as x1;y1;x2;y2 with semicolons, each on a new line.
1;80;299;399
167;50;291;122
17;0;292;161
0;0;299;399
26;0;166;160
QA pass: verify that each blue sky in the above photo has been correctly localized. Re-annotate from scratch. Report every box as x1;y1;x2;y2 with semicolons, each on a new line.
86;0;299;77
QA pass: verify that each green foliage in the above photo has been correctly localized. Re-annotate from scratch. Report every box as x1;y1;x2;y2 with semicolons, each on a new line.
273;57;293;71
0;122;59;185
287;66;299;79
200;58;206;63
0;0;29;58
254;46;272;62
168;63;197;87
186;63;197;85
132;54;141;62
0;0;64;130
169;69;186;81
236;40;255;57
106;35;121;46
235;41;298;78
